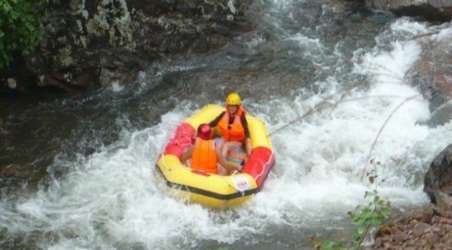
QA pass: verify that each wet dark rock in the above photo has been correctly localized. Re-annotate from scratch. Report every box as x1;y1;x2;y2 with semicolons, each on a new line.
2;0;254;94
98;50;146;86
407;29;452;124
0;164;32;178
434;189;452;213
365;0;452;21
427;100;452;127
290;1;323;28
424;144;452;204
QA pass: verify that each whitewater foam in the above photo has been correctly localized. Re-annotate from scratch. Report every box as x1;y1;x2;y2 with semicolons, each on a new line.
3;9;452;250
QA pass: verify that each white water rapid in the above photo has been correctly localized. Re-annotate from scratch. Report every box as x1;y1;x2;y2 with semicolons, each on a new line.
2;1;452;250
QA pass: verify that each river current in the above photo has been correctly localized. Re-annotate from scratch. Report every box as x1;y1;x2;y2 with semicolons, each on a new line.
1;0;452;249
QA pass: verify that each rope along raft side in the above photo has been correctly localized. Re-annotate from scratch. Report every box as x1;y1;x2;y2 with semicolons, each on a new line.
156;104;275;208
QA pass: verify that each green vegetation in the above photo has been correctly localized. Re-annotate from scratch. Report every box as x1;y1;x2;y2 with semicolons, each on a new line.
0;0;47;69
313;190;391;250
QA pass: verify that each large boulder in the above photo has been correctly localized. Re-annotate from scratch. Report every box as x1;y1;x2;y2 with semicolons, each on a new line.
408;27;452;126
424;144;452;212
1;0;254;93
365;0;452;21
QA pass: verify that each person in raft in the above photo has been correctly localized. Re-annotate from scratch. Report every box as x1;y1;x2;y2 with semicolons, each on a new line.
208;92;251;173
182;123;230;175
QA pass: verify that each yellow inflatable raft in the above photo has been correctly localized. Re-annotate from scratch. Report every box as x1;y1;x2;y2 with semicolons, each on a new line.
156;104;275;208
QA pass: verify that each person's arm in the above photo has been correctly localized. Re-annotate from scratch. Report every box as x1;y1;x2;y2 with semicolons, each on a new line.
181;146;193;165
217;153;242;173
241;114;252;156
222;160;242;173
216;142;242;173
245;138;252;156
241;113;250;138
209;111;225;127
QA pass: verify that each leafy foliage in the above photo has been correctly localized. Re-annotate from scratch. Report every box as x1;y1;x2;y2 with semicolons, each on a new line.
313;190;391;250
349;190;391;246
0;0;47;69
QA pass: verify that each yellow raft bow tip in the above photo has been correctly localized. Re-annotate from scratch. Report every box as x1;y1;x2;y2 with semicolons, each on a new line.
156;104;275;208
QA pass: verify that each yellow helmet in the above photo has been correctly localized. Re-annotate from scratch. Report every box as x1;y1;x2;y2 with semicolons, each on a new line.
226;92;241;105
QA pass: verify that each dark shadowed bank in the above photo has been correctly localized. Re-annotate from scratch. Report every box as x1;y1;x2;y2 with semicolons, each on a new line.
3;0;452;95
0;0;254;94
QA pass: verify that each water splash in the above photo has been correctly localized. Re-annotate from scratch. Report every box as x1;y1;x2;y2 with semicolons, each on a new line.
2;3;452;250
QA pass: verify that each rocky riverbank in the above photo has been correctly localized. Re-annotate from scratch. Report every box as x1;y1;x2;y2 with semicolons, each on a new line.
371;144;452;250
371;206;452;250
4;1;452;95
0;0;253;94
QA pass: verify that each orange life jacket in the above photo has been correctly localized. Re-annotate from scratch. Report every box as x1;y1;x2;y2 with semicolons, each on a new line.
191;138;217;174
218;106;246;142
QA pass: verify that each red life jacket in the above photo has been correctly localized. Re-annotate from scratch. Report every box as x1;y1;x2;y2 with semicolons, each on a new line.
191;138;217;174
217;106;246;142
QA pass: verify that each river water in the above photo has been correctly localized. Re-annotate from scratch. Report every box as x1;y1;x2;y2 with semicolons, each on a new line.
1;0;452;249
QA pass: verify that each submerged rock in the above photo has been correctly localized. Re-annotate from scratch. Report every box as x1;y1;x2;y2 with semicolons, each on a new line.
428;100;452;127
365;0;452;21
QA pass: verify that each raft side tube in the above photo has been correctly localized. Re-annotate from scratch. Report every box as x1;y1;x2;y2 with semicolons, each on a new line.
157;154;258;197
243;115;274;187
242;147;275;187
246;115;272;150
185;104;224;129
164;122;195;158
